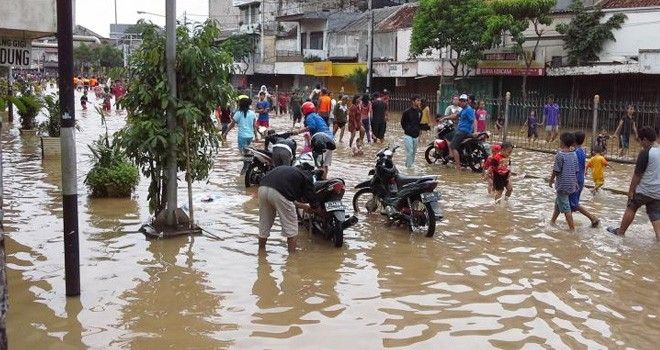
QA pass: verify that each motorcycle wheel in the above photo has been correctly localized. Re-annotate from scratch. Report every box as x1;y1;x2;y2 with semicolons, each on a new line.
424;145;443;164
244;163;264;188
468;147;487;173
353;188;379;214
410;199;436;237
328;217;344;248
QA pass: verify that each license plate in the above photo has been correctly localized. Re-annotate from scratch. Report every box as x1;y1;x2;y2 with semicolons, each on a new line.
421;192;440;203
324;201;345;212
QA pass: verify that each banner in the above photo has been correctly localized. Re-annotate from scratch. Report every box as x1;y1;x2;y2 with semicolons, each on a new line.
0;37;31;67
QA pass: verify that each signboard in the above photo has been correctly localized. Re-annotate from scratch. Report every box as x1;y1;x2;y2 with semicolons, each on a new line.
483;52;520;61
476;67;544;76
304;61;333;76
0;37;31;67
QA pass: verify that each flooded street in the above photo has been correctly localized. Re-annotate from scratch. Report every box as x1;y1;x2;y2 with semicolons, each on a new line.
3;91;660;349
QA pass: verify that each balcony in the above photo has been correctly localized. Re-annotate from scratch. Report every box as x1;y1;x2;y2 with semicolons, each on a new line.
303;49;327;61
276;50;303;62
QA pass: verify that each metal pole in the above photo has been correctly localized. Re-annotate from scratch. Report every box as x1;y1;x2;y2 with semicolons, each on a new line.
114;0;118;24
592;94;599;152
366;0;373;93
56;0;80;297
7;69;13;122
275;84;279;117
260;0;265;63
503;92;510;143
165;0;179;226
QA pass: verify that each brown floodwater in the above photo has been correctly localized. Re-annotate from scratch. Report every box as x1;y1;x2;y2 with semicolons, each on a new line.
3;91;659;349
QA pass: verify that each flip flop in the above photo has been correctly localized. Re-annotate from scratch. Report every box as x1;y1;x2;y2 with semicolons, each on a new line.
606;227;620;235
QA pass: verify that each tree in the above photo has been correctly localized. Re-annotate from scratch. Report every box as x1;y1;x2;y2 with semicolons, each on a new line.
97;44;124;69
73;43;97;74
344;67;368;93
410;0;493;80
73;43;124;74
119;22;234;216
556;0;627;66
220;34;255;75
485;0;556;99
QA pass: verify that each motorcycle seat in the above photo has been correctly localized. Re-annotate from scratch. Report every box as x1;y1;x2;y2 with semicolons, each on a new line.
396;174;435;186
314;178;345;191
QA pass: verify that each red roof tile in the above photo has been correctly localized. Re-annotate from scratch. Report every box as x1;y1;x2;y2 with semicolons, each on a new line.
602;0;660;9
376;4;418;32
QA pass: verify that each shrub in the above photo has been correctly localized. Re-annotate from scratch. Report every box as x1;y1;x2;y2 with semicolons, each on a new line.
11;94;42;130
84;136;140;198
40;94;62;137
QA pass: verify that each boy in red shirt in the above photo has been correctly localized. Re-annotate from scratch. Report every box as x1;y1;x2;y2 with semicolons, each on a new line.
484;143;502;194
490;142;514;202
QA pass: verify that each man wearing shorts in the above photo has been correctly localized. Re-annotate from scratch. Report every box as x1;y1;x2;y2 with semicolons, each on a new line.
608;127;660;239
256;91;271;128
258;165;315;253
543;96;560;143
614;105;638;157
439;94;476;171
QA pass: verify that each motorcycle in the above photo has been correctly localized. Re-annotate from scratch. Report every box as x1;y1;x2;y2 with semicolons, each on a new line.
243;131;297;188
424;120;490;172
296;153;358;248
352;146;443;237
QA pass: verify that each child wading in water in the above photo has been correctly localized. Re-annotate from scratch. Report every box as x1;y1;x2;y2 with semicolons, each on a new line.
569;131;600;227
491;142;514;202
587;146;609;193
522;110;538;141
483;143;502;194
80;91;88;110
549;132;579;230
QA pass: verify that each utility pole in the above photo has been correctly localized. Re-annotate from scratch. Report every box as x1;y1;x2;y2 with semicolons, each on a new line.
114;0;118;24
165;0;179;226
56;0;80;297
260;0;265;63
366;0;373;93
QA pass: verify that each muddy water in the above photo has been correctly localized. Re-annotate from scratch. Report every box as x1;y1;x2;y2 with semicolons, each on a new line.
3;93;659;349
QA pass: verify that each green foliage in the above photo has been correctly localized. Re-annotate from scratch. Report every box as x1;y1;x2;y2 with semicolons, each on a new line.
10;93;42;130
73;43;124;74
556;0;627;66
344;67;368;93
410;0;493;78
119;21;234;214
107;67;127;81
220;34;255;74
303;55;324;63
0;96;6;111
85;136;140;198
40;94;62;137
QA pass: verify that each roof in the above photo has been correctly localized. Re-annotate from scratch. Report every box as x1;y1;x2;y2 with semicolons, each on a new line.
376;4;418;32
73;25;106;40
327;12;363;32
602;0;660;8
332;5;402;33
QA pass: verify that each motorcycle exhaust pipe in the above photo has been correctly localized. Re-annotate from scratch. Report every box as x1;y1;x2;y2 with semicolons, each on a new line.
240;156;251;175
341;215;358;229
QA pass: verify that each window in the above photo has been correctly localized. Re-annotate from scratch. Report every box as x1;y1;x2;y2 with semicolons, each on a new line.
301;32;307;51
240;3;260;25
309;31;323;50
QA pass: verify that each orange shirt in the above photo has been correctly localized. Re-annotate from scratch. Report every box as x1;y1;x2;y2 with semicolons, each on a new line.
318;95;332;113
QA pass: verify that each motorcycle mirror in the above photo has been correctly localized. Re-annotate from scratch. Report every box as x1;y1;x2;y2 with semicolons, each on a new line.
368;169;375;176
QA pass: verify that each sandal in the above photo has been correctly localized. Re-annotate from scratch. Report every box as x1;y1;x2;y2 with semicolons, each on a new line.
606;227;620;236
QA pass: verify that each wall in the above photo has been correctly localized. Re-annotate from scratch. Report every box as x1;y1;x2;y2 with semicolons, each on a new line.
210;0;241;32
276;37;297;52
0;0;57;38
328;32;361;58
373;32;395;60
396;28;440;62
600;9;660;62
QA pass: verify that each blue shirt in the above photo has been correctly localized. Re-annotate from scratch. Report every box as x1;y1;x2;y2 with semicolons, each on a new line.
457;106;475;134
304;112;333;138
553;150;579;195
256;100;270;121
575;146;586;186
232;110;256;139
544;104;559;126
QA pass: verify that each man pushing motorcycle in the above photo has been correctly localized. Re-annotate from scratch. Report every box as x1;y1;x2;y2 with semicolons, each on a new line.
439;94;478;171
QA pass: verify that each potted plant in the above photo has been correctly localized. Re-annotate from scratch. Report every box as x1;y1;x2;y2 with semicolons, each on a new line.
84;135;140;198
39;94;62;157
10;93;42;135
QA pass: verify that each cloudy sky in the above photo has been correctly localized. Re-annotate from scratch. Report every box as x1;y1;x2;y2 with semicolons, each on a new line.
76;0;210;37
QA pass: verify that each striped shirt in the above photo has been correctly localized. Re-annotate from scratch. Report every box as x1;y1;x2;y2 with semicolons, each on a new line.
553;150;579;195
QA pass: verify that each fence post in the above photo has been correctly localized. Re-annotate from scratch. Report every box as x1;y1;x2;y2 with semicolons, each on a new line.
592;94;599;140
275;84;280;117
436;89;441;118
249;84;253;98
503;92;511;143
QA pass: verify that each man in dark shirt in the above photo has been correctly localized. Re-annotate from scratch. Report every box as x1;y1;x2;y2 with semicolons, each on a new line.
401;95;422;168
371;93;387;143
258;166;315;253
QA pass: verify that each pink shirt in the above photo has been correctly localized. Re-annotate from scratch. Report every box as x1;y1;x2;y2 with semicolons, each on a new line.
476;109;488;132
359;101;371;120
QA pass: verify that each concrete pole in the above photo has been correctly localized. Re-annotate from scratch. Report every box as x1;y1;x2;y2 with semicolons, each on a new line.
365;0;373;93
165;0;179;226
592;95;600;151
503;92;511;143
56;0;80;296
7;69;13;122
260;0;265;63
275;84;279;117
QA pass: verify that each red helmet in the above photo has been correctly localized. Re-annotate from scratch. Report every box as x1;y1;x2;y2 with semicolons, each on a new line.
301;101;316;115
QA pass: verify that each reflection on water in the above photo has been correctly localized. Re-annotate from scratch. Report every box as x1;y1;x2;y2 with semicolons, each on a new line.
3;91;660;349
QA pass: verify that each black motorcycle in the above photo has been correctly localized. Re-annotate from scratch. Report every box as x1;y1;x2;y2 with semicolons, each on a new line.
424;120;490;172
352;146;443;237
297;153;358;248
243;131;297;188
